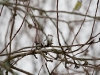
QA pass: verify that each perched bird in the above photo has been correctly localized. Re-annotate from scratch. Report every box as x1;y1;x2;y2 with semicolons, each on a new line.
44;34;53;47
73;0;82;11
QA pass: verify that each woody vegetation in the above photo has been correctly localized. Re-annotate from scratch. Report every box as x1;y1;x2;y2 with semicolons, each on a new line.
0;0;100;75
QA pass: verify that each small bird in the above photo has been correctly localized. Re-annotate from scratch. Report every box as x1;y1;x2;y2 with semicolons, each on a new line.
73;0;82;12
44;34;53;47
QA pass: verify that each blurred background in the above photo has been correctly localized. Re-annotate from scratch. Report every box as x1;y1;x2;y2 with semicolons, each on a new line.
0;0;100;75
